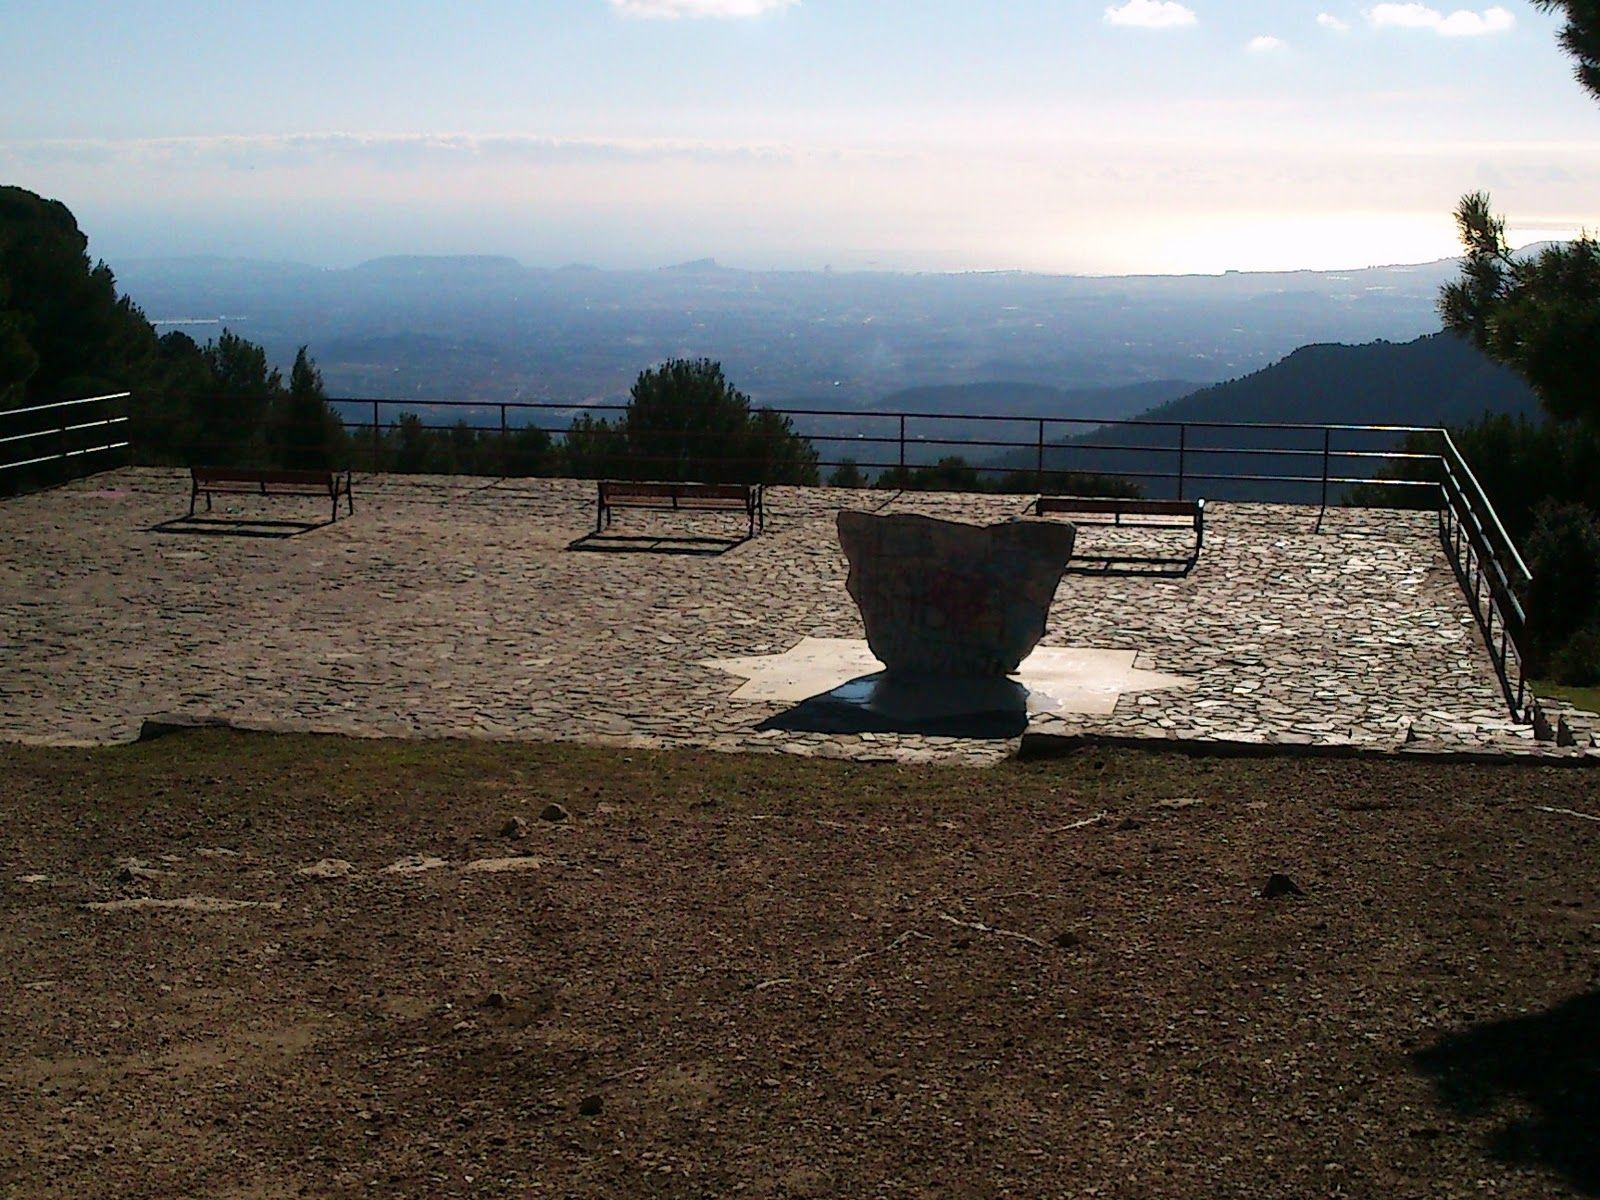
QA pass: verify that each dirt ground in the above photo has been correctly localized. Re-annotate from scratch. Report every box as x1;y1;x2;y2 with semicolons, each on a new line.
1;732;1597;1199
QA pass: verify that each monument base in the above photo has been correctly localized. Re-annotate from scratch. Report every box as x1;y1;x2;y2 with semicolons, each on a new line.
756;672;1030;738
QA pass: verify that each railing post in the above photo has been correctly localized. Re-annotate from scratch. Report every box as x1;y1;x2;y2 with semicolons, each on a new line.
1176;425;1186;501
898;414;906;480
1316;427;1331;532
125;393;136;469
1321;428;1331;507
1036;418;1045;493
500;403;509;478
371;399;381;473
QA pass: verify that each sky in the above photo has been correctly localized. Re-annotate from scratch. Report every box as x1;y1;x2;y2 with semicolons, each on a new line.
2;0;1597;275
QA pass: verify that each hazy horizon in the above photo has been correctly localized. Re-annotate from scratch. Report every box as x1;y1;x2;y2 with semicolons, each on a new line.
5;1;1597;276
41;178;1591;280
113;236;1564;279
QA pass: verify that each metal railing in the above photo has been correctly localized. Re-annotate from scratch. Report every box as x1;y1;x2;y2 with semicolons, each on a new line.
330;396;1446;503
1436;430;1531;717
0;393;132;493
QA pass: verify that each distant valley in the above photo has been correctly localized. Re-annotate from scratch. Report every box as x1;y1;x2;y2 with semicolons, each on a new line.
116;254;1464;414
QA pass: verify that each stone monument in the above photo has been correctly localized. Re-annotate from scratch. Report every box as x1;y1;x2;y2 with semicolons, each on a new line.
836;511;1076;679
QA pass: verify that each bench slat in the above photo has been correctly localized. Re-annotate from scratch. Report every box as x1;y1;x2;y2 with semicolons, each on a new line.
1035;493;1205;560
1036;496;1200;518
600;481;750;503
193;467;343;488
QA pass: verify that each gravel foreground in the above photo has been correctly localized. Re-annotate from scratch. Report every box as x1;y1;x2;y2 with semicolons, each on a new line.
1;732;1597;1199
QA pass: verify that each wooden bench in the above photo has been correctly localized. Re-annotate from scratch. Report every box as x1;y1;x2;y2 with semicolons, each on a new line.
596;480;764;537
190;466;354;522
1035;495;1205;558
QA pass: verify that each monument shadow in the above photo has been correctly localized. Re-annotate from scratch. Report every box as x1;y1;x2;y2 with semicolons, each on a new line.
1413;987;1600;1195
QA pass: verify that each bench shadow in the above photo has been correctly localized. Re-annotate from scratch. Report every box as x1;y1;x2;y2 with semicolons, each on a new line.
149;515;329;539
1413;988;1600;1195
757;673;1030;739
566;532;751;557
1065;553;1199;578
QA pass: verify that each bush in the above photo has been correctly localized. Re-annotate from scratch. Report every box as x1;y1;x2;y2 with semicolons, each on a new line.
1546;630;1600;688
1524;500;1600;683
583;358;819;485
826;458;866;488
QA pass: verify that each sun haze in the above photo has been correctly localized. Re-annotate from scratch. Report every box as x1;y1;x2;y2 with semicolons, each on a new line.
2;0;1595;273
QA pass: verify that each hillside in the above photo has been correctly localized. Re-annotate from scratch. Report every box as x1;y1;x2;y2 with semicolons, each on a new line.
873;379;1198;421
1136;332;1539;428
997;333;1541;501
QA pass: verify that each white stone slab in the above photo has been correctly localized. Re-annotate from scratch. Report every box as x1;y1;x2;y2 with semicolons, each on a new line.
702;637;1193;716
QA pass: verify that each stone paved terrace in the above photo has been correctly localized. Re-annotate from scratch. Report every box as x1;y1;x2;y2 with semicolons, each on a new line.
0;467;1577;764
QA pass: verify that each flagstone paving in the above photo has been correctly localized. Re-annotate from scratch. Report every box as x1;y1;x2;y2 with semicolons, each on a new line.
0;468;1587;763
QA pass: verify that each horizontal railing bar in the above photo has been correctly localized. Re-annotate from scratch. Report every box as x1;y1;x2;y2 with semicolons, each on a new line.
1323;474;1439;488
1448;502;1528;625
0;441;129;472
335;419;1448;459
0;416;131;448
329;394;1448;437
64;440;130;459
1442;473;1530;592
338;423;1447;461
1440;438;1530;582
0;392;131;420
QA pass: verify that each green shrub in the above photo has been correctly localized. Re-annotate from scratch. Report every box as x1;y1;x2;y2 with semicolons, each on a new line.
1524;501;1600;682
1546;630;1600;688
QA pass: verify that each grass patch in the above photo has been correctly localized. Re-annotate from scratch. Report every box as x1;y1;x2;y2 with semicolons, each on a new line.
1533;679;1600;713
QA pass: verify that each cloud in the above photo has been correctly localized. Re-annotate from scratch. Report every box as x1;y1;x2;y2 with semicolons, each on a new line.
1247;35;1285;52
1103;0;1198;30
1364;4;1514;36
0;132;847;172
1316;13;1351;32
608;0;797;16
